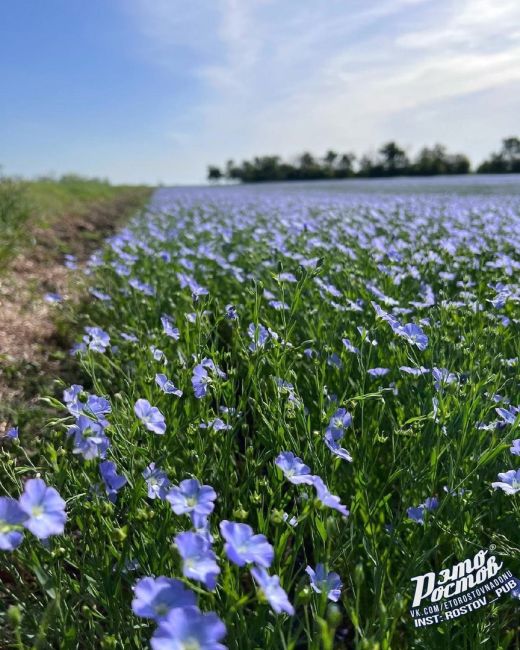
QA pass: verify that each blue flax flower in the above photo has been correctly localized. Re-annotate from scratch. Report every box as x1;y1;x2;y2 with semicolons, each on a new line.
407;497;438;524
432;367;458;391
400;366;429;376
312;478;349;518
167;479;217;517
134;399;166;435
219;521;274;568
395;323;428;351
68;415;110;460
132;576;196;621
151;606;226;650
250;568;294;615
161;315;180;340
143;463;170;500
491;469;520;495
84;326;110;353
275;452;315;485
324;409;353;462
175;532;220;589
199;418;231;431
155;373;183;397
306;564;342;602
342;338;359;354
19;479;66;539
99;461;127;503
0;497;28;550
496;405;519;425
192;365;210;398
368;368;389;377
6;426;19;439
248;323;270;352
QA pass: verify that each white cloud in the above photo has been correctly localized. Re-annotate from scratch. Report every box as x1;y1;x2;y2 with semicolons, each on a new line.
123;0;520;182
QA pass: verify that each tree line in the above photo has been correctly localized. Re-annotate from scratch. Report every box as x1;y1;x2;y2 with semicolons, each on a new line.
208;137;520;183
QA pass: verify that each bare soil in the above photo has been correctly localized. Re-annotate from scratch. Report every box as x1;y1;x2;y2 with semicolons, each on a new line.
0;191;150;430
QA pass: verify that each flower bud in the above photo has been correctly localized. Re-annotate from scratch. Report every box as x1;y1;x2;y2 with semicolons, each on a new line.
7;605;22;627
296;585;312;604
112;526;128;543
326;603;342;628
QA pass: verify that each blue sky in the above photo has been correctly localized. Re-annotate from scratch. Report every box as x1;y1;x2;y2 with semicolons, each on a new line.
1;0;519;184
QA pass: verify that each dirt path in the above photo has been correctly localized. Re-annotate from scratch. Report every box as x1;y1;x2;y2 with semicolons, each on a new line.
0;190;151;430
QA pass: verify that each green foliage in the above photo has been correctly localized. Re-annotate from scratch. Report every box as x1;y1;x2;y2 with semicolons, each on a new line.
0;174;31;264
0;190;518;649
477;137;520;174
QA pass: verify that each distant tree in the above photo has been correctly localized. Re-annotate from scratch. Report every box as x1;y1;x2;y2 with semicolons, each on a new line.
207;166;223;182
208;137;520;183
335;153;356;178
357;153;382;178
478;136;520;173
324;149;338;168
225;159;242;181
379;141;409;176
411;145;470;175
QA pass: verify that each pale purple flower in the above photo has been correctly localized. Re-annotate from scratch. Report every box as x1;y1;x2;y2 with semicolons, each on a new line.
225;304;237;320
324;430;353;462
151;606;226;650
132;576;196;621
143;463;170;500
161;315;180;340
322;409;353;461
150;346;166;363
275;452;315;485
269;300;289;311
201;358;226;379
277;272;297;283
368;368;389;377
326;408;352;436
6;426;19;439
129;278;155;296
399;366;430;376
89;288;111;301
312;477;349;518
84;326;110;353
19;479;66;539
342;338;359;354
432;367;458;390
68;415;110;460
306;564;342;602
44;292;62;303
192;365;210;398
407;506;426;524
99;461;127;503
510;440;520;456
250;568;294;615
167;479;217;517
496;405;519;425
0;497;27;550
219;521;274;568
175;532;220;589
395;323;428;351
134;399;166;435
491;469;520;495
248;323;270;352
407;497;438;524
155;373;183;397
121;332;138;342
199;418;231;431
